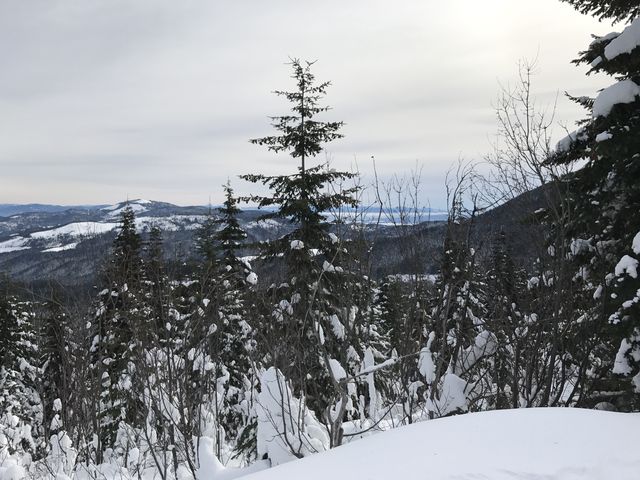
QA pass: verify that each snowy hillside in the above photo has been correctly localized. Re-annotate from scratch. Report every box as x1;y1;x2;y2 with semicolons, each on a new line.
0;199;451;285
230;409;639;480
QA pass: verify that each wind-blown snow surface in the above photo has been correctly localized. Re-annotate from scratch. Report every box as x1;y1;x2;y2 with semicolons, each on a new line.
241;408;639;480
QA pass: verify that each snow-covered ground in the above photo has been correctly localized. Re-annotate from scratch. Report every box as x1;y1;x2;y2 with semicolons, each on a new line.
0;215;206;254
29;222;118;239
233;408;638;480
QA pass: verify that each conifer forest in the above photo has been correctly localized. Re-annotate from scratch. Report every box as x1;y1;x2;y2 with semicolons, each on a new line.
0;1;639;479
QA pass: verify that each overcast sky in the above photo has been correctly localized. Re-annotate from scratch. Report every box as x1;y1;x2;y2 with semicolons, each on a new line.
0;0;616;207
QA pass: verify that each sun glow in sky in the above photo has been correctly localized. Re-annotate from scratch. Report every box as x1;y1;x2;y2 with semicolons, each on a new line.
0;0;616;207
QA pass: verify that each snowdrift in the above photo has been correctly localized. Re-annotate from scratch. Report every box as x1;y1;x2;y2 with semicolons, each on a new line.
242;408;639;480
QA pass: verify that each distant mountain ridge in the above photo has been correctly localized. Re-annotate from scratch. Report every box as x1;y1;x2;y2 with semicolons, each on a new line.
0;198;451;288
0;187;551;288
0;203;109;217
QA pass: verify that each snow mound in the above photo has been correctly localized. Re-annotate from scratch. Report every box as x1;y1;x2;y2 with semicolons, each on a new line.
290;240;304;250
592;80;640;118
555;127;587;153
632;230;640;255
604;17;640;60
243;408;640;480
615;255;638;279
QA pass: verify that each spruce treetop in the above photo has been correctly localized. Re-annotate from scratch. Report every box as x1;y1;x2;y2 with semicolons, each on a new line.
249;58;344;175
242;59;357;254
109;204;143;285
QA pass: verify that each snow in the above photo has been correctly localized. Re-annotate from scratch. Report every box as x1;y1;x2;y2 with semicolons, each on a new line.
43;242;79;253
613;328;640;389
427;372;467;416
604;17;640;60
50;414;63;431
246;272;258;285
290;240;304;250
105;202;148;217
328;314;345;340
589;31;620;47
20;215;205;252
613;338;637;375
243;408;640;480
328;358;346;381
362;348;379;419
245;218;281;230
595;131;613;142
614;254;638;279
196;436;269;480
195;437;225;479
135;215;205;232
555;127;587;153
359;357;397;376
256;368;328;466
592;80;640;118
456;330;498;374
0;457;26;480
633;231;640;255
30;222;118;239
0;236;30;253
387;273;438;284
322;260;335;272
418;331;436;384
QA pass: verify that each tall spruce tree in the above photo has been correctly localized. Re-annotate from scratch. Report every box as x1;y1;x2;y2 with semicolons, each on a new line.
549;1;640;408
213;182;257;454
90;205;145;454
0;282;43;457
241;59;360;441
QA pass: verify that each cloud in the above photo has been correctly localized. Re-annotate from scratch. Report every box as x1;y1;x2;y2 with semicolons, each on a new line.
0;0;613;207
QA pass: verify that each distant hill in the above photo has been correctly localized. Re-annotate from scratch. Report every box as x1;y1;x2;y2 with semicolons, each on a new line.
368;183;556;277
0;190;552;289
0;203;109;217
0;199;271;287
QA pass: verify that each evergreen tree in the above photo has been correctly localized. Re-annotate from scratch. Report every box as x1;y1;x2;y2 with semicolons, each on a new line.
213;182;257;455
241;59;361;445
39;293;73;438
485;230;526;409
216;181;249;271
90;205;145;453
143;225;169;345
0;283;43;457
549;1;640;408
195;208;220;273
110;205;143;284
